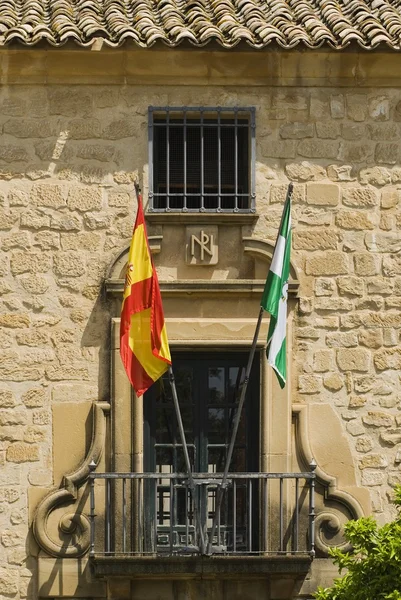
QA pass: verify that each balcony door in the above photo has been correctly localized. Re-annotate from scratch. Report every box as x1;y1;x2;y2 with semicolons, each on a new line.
143;351;260;552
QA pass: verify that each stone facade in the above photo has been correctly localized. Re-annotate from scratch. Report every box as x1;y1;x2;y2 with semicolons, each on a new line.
0;47;401;599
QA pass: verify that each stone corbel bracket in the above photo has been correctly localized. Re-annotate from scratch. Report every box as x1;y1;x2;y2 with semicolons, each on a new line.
293;404;365;555
33;401;110;558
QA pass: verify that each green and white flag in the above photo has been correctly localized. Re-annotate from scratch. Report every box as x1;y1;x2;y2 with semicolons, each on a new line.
261;184;292;388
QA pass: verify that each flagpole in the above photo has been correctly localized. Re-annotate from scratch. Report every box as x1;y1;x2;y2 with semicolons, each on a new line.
207;305;264;554
168;366;206;553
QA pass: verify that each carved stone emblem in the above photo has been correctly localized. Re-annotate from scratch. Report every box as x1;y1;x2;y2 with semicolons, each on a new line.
186;226;218;265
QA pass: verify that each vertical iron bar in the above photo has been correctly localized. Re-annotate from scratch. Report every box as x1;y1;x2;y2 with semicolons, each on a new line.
183;110;187;210
233;480;236;553
248;480;252;552
309;460;317;558
148;107;154;208
207;306;264;554
89;465;96;557
168;367;205;552
122;477;126;553
264;479;268;553
295;478;299;553
279;477;284;553
138;478;143;553
170;478;174;554
217;489;221;547
106;478;111;554
234;107;238;210
201;110;204;210
217;108;221;210
154;479;158;552
185;483;189;547
250;108;256;211
166;108;170;210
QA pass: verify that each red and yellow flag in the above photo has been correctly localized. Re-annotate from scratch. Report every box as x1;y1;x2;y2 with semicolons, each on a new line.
120;196;171;397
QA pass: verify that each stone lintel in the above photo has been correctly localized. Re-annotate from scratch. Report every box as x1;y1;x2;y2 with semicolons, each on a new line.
104;279;300;297
91;555;312;579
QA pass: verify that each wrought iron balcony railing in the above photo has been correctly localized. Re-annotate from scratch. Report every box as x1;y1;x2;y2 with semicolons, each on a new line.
89;467;316;557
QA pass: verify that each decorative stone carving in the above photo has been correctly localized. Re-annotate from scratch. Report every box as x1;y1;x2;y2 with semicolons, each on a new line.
33;402;110;557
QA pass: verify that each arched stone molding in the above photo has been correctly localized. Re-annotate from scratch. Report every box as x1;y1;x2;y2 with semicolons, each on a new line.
293;404;370;556
33;402;110;558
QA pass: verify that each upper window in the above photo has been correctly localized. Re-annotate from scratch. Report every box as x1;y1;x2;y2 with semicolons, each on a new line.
149;107;255;212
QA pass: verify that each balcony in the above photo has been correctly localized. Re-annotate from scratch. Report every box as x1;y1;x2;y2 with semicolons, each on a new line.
89;467;316;577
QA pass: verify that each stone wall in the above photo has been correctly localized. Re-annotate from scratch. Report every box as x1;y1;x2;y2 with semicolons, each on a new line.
0;49;401;598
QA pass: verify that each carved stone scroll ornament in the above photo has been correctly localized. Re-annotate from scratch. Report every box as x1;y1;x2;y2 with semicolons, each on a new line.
293;404;365;556
33;402;110;558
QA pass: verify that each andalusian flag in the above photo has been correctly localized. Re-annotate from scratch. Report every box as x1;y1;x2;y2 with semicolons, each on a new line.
120;196;171;397
261;184;292;388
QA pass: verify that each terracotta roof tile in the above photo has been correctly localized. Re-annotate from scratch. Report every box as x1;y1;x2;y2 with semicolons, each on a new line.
1;0;401;49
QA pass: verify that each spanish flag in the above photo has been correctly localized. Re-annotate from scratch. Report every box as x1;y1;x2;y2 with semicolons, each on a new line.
120;195;171;397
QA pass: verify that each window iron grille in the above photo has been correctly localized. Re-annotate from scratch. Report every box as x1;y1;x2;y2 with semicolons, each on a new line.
148;107;256;213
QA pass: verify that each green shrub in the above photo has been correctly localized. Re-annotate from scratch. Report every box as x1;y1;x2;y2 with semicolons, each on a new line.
315;486;401;600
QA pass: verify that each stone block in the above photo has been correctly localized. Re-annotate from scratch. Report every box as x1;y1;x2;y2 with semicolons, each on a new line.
336;210;375;230
346;94;367;121
84;213;112;230
61;232;102;251
24;426;46;444
380;429;401;446
3;119;54;138
53;252;86;277
374;348;401;371
369;96;390;121
0;209;18;230
108;191;130;210
349;395;367;408
293;229;338;251
22;388;46;408
16;330;49;347
32;410;51;425
362;312;401;328
0;389;16;408
359;166;391;186
0;566;18;594
326;332;358;348
80;165;106;184
306;182;340;206
1;232;31;251
298;374;321;394
375;143;399;165
77;141;116;163
313;350;333;372
315;297;353;311
67;119;101;140
363;411;394;428
0;313;30;328
20;211;50;229
32;184;65;209
343;187;377;208
337;348;371;372
50;214;81;231
354;253;379;276
365;232;401;253
279;122;313;139
269;183;305;204
33;231;60;250
355;437;374;453
10;251;51;275
379;213;394;230
337;276;364;296
327;164;355;182
298;140;339;159
361;470;384;485
339;142;373;163
103;118;137;140
347;421;365;436
49;89;93;116
315;278;335;296
45;367;89;381
368;122;397;141
330;95;345;119
305;252;349;276
67;186;102;212
20;275;49;295
263;140;296;158
366;277;393;296
383;255;401;276
285;161;326;181
323;372;343;391
341;123;366;141
6;443;39;463
316;121;341;139
358;330;383;349
113;170;138;184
